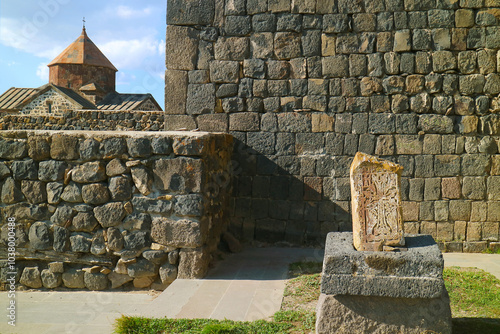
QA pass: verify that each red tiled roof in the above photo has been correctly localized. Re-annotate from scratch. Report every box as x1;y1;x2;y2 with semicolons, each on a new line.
48;28;117;71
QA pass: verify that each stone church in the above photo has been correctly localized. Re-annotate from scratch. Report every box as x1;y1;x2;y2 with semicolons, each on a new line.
0;27;162;115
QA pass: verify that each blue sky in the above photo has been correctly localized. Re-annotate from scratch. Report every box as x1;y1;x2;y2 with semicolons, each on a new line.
0;0;166;108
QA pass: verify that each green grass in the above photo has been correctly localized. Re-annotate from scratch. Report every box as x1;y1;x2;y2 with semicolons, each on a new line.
484;248;500;254
115;263;500;334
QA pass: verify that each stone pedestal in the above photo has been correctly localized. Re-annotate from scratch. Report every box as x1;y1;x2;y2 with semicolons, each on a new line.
316;232;452;334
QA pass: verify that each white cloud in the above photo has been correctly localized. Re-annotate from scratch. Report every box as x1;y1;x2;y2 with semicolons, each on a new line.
99;36;164;70
36;62;49;81
0;17;65;59
115;5;152;19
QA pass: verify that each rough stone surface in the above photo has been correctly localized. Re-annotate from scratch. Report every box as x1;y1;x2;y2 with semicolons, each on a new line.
20;267;42;288
84;272;108;291
151;217;202;248
62;269;85;289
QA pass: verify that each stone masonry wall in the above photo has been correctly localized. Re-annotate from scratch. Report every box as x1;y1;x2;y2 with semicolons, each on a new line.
0;130;233;290
165;0;500;252
0;110;165;131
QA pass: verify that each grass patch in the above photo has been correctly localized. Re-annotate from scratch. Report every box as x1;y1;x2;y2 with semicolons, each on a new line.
115;263;500;334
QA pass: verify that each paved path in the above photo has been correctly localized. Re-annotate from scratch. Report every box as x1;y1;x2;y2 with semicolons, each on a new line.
0;249;497;334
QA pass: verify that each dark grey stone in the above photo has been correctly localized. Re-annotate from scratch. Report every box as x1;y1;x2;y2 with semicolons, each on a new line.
167;0;214;25
94;202;127;228
143;250;169;265
60;182;82;203
321;232;445;298
70;234;92;253
127;259;157;278
418;115;454;134
21;180;46;204
159;263;178;284
62;269;85;288
20;267;42;288
368;114;396;134
131;166;153;196
72;212;99;232
53;225;69;252
41;269;61;289
174;194;203;216
277;13;302;32
252;13;276;32
107;227;123;251
51;204;76;226
84;272;108;291
126;137;151;158
151;137;173;155
29;222;51;250
124;231;151;250
91;231;106;255
0;138;27;159
131;196;172;214
109;176;132;201
79;138;101;160
225;15;251;36
102;137;127;159
11;159;37;180
1;177;24;204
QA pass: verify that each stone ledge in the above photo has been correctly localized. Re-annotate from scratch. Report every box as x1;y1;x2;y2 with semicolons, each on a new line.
321;232;445;299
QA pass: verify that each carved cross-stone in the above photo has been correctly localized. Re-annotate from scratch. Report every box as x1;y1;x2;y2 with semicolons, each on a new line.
350;152;405;251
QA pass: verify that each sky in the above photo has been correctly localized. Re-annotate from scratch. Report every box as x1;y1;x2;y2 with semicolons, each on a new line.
0;0;166;108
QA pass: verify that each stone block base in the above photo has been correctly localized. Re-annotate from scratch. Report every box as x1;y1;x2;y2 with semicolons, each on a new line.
316;291;452;334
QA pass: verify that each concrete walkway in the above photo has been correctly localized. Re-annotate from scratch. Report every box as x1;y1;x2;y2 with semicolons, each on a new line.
0;249;497;334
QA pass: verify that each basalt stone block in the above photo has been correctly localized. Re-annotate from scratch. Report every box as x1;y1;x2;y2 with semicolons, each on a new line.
20;267;42;289
62;269;85;289
167;0;214;25
159;263;178;284
60;182;82;203
72;161;106;183
91;230;106;255
20;180;46;204
151;137;173;155
418;115;454;134
130;166;152;196
102;137;127;159
153;157;202;193
151;217;203;248
81;183;109;205
29;221;52;250
28;135;50;160
94;202;126;228
50;134;79;160
72;212;99;232
109;175;133;201
0;138;27;159
41;269;62;289
107;227;124;251
321;233;445;298
70;234;92;253
51;204;75;226
53;225;69;252
215;37;250;60
186;84;216;115
225;15;251;36
11;159;37;180
38;160;65;183
126;137;151;158
127;259;157;278
1;177;24;204
79;138;101;160
124;231;151;251
178;247;210;279
274;32;301;59
166;25;199;70
174;194;204;217
210;61;240;83
131;196;173;214
84;272;108;291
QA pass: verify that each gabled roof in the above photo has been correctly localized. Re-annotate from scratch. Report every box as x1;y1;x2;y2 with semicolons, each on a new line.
48;28;117;72
0;87;39;111
97;93;162;111
3;84;97;111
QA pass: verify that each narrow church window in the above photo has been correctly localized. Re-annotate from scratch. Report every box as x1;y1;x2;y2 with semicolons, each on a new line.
46;100;52;114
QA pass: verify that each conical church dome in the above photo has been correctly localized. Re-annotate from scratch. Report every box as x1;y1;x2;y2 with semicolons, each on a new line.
48;27;117;71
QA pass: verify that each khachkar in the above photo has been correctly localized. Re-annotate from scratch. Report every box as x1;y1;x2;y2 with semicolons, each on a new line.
350;152;405;251
316;152;452;334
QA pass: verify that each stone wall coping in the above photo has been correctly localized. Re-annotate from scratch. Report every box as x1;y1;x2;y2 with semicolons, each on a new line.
0;130;230;139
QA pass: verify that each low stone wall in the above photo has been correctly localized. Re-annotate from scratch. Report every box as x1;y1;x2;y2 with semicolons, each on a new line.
0;110;165;131
0;130;233;291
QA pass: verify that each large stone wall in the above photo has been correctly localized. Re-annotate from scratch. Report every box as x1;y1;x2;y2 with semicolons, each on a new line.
0;110;165;131
0;130;233;290
165;0;500;252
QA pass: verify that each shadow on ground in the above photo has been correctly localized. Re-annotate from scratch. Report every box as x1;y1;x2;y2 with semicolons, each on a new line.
452;318;500;334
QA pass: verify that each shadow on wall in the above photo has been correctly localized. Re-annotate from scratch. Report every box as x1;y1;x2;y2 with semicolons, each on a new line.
228;136;353;246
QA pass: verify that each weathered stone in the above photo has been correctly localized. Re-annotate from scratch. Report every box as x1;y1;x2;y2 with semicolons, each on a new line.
142;250;168;265
151;217;202;248
169;250;180;264
107;227;124;251
91;230;106;255
350;153;405;251
108;272;133;289
11;159;37;180
126;137;151;158
102;137;127;159
166;0;214;25
166;25;199;70
29;221;51;250
133;276;155;288
60;182;82;203
84;272;108;291
131;196;172;214
20;267;42;288
50;204;75;226
48;262;64;273
19;180;46;204
94;202;126;228
124;231;151;251
0;138;27;159
159;263;178;284
62;269;85;288
127;259;157;278
274;32;301;59
178;247;210;279
151;137;173;155
38;160;66;182
72;212;98;232
174;194;203;216
106;175;131;202
79;138;101;160
153;158;202;193
70;234;92;253
72;161;106;183
53;225;69;252
1;177;24;204
41;269;62;289
50;134;79;160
